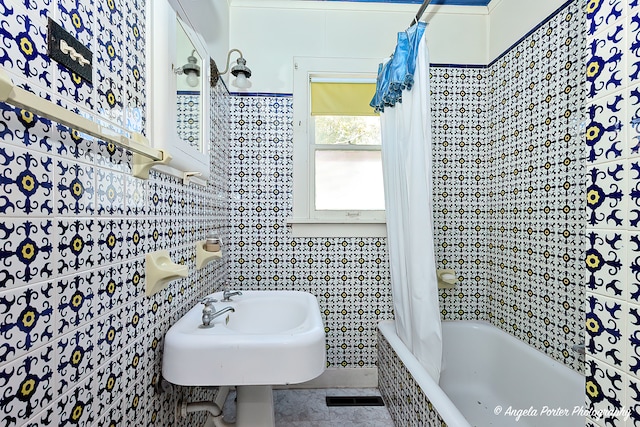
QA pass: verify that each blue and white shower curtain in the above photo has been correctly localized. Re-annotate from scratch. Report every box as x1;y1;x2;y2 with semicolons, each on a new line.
372;22;442;382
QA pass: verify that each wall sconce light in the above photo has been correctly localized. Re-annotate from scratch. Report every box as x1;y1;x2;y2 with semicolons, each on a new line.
175;50;201;88
210;48;252;89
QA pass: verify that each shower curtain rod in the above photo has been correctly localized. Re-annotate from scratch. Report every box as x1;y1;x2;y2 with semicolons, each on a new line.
410;0;432;27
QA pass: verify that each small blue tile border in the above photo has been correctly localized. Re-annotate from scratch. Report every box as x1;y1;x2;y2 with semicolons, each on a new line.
230;92;293;97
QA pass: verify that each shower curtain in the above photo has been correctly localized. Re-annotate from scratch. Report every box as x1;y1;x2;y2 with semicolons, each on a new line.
371;22;442;382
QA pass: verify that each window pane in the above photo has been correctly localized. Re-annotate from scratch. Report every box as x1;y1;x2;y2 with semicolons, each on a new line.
315;150;385;211
314;116;381;146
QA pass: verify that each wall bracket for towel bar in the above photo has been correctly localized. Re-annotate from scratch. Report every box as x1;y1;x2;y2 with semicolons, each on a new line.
0;67;167;179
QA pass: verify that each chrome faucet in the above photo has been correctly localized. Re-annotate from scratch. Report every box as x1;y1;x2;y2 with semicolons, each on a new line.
222;289;242;302
200;297;235;328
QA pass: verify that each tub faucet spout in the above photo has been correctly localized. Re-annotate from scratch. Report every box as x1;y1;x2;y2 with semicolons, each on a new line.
571;342;585;355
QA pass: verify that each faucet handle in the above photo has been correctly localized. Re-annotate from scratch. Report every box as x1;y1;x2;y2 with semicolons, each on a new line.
222;289;242;302
201;297;218;306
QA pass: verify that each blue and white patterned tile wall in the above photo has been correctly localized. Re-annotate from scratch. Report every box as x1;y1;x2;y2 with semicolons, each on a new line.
227;94;394;368
584;0;640;424
0;1;230;426
228;1;587;375
432;0;585;372
430;65;490;322
484;1;586;372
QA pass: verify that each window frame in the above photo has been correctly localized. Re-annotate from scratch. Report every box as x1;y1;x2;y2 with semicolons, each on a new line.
290;57;386;238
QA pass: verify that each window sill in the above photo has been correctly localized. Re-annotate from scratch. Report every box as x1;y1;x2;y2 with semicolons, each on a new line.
286;218;387;238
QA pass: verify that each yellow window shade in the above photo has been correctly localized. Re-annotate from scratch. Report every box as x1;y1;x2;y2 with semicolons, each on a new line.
311;82;378;116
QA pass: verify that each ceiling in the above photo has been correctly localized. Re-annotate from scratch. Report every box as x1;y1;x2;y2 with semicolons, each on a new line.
322;0;491;5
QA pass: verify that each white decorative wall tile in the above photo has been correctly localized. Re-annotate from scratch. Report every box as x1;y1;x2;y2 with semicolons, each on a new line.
0;2;53;88
0;282;54;364
95;264;124;314
627;374;640;426
96;219;125;264
586;230;627;298
52;0;94;108
627;301;640;389
125;218;147;257
588;0;625;36
587;162;627;228
95;168;124;215
95;73;123;126
56;376;94;426
95;140;132;173
587;293;626;368
55;159;94;215
56;219;96;275
56;324;94;395
125;175;146;215
586;91;626;163
54;124;95;163
0;219;54;290
23;405;57;427
0;144;54;216
628;159;640;226
122;300;146;344
587;23;627;100
628;10;640;84
57;0;94;47
0;345;54;426
56;270;95;335
628;84;640;157
0;99;55;153
586;357;627;427
94;354;124;416
124;381;146;423
123;258;145;300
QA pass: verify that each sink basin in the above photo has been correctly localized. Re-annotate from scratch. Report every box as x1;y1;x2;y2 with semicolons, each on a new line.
225;295;310;334
162;290;326;386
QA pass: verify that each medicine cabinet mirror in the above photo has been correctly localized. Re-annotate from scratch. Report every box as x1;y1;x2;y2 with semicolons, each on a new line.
148;0;211;181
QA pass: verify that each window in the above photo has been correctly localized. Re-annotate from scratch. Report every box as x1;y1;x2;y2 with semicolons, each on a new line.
291;57;386;237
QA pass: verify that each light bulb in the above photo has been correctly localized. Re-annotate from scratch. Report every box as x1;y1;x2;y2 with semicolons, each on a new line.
232;72;251;89
186;71;199;88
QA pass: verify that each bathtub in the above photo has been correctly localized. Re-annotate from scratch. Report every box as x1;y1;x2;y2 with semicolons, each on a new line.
378;320;584;427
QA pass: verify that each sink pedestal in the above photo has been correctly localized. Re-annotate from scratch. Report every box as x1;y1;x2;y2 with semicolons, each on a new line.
236;385;275;427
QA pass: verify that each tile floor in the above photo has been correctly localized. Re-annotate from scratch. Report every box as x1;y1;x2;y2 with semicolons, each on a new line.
222;388;395;427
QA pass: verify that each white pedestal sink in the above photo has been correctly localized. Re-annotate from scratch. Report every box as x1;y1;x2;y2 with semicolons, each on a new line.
162;290;326;426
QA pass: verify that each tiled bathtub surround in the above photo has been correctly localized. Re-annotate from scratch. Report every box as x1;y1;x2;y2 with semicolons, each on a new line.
435;0;586;371
584;0;640;425
228;0;586;373
377;332;447;426
0;1;230;426
376;1;587;423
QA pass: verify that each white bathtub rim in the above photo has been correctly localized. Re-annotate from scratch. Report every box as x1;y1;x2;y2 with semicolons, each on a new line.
378;319;472;427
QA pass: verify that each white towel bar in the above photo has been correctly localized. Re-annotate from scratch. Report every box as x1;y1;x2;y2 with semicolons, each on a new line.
0;67;164;163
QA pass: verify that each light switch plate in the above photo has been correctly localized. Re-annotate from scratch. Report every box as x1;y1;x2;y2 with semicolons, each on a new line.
47;18;92;84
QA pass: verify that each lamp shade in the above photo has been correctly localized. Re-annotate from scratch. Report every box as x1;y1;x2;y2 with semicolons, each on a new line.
232;72;252;89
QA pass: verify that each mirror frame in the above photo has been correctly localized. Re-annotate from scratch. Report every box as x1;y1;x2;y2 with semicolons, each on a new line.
148;0;211;181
